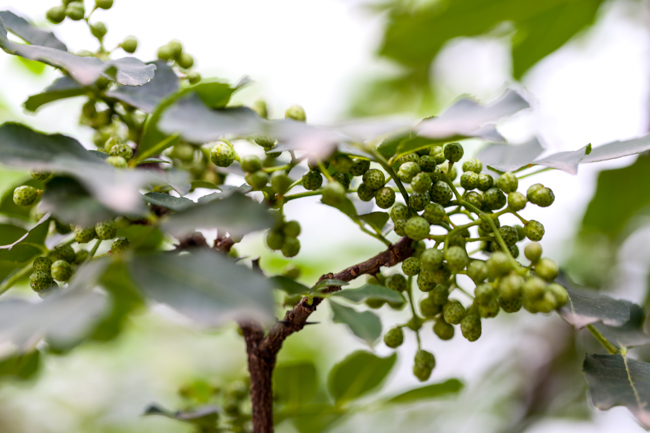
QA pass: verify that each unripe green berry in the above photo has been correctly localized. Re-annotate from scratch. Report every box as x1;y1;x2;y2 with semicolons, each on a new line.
443;300;466;325
375;187;396;209
383;327;404;348
241;155;262;173
73;226;96;244
302;170;323;191
51;260;73;282
210;142;236;167
157;44;173;61
331;172;350;191
413;350;436;382
515;225;525;241
357;183;375;202
479;297;500;318
385;274;407;292
408;192;429;211
499;225;519;247
444;246;469;273
34;257;52;273
486;252;511;278
411;172;432;193
417;272;436;292
322;182;346;204
476;173;494;191
285;105;306;122
460;171;479;190
95;220;117;240
396;153;419;167
177;52;194;69
393;219;407;237
524;242;543;263
46;6;66;24
461;191;482;211
509;244;520;259
266;229;285;250
187;71;201;85
430;181;452;205
440;163;457;181
462;158;482;173
282;221;301;238
13;186;38;207
95;0;114;9
421;203;443;225
349;158;370;177
524;220;545;241
420;248;443;271
362;169;385;190
522;276;547;301
483;187;506;211
430;263;452;284
65;3;85;21
495;172;518;193
111;236;130;254
402;256;421;276
397;162;421;183
30;271;54;292
527;184;555;207
245;170;269;190
535;258;558;281
106;156;127;168
420;295;441;317
499;297;522;313
474;283;494;304
390;203;410;222
431;284;449;305
404;216;430;241
467;261;488;283
121;36;138;53
547;283;568;307
419;155;437;172
74;249;89;264
50;245;76;263
443;142;464;162
508;192;527;211
109;143;133;160
429;146;446;164
90;22;107;40
498;273;524;300
167;40;183;59
331;155;353;174
269;172;291;195
281;237;301;258
252;135;276;148
460;314;481;341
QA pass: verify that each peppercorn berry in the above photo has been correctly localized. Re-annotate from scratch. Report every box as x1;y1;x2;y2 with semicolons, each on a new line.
384;327;404;348
443;142;464;162
524;220;545;241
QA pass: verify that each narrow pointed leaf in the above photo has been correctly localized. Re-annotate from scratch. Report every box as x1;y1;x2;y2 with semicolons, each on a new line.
144;404;220;426
330;300;381;345
327;350;396;402
24;76;87;112
0;11;66;50
385;379;464;404
270;276;310;296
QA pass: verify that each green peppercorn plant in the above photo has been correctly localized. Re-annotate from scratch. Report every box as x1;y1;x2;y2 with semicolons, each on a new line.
2;3;650;433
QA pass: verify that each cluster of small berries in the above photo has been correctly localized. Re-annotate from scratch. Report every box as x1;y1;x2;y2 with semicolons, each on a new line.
266;219;302;258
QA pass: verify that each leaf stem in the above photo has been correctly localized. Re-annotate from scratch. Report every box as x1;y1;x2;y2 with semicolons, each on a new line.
88;239;102;260
587;324;619;355
367;147;410;208
0;263;33;295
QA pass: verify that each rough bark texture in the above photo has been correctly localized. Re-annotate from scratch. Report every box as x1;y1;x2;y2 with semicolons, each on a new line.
241;236;414;432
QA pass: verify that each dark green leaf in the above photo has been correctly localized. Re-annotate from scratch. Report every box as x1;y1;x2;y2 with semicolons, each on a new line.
583;354;650;428
129;250;275;326
274;361;318;405
136;158;170;165
115;225;164;252
0;17;155;86
143;192;195;212
106;61;179;113
313;279;349;291
582;156;650;239
190;180;220;190
558;284;631;329
385;379;464;404
327;350;396;402
592;302;650;349
41;176;120;225
0;224;27;245
358;212;390;233
24;76;87;112
144;404;219;427
0;350;41;381
330;300;382;345
162;192;274;238
331;284;405;304
0;11;66;50
0;216;50;280
477;139;544;173
270;276;310;296
290;404;343;433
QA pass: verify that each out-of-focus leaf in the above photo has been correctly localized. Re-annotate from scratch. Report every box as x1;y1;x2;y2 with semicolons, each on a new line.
379;0;604;79
274;361;318;405
0;215;50;282
330;301;381;346
289;404;343;433
136;79;244;161
0;177;45;220
41;176;119;225
144;404;219;427
142;192;195;212
358;212;390;233
582;134;650;164
271;276;310;296
16;57;46;75
477;138;544;173
0;259;109;352
24;76;87;112
327;350;396;403
529;145;591;175
583;354;650;428
385;379;464;404
0;17;155;86
0;350;41;381
558;285;630;329
331;284;405;304
129;250;275;327
0;11;66;50
106;61;179;113
592;302;650;349
321;195;357;218
115;224;164;252
0;224;27;245
162;192;273;238
581;156;650;239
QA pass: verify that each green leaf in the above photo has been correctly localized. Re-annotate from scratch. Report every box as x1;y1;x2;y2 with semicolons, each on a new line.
144;404;219;427
0;350;41;381
24;76;87;112
358;212;390;233
331;284;405;304
477;138;544;174
0;224;27;245
592;302;650;349
270;276;310;296
583;354;650;428
313;279;349;291
0;216;50;281
0;16;155;86
330;300;382;345
129;250;275;327
320;195;357;218
0;11;66;50
385;379;464;404
558;284;631;330
289;404;344;433
581;156;650;239
142;192;195;212
161;192;274;238
105;61;179;113
115;225;164;252
327;350;396;403
273;361;318;405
